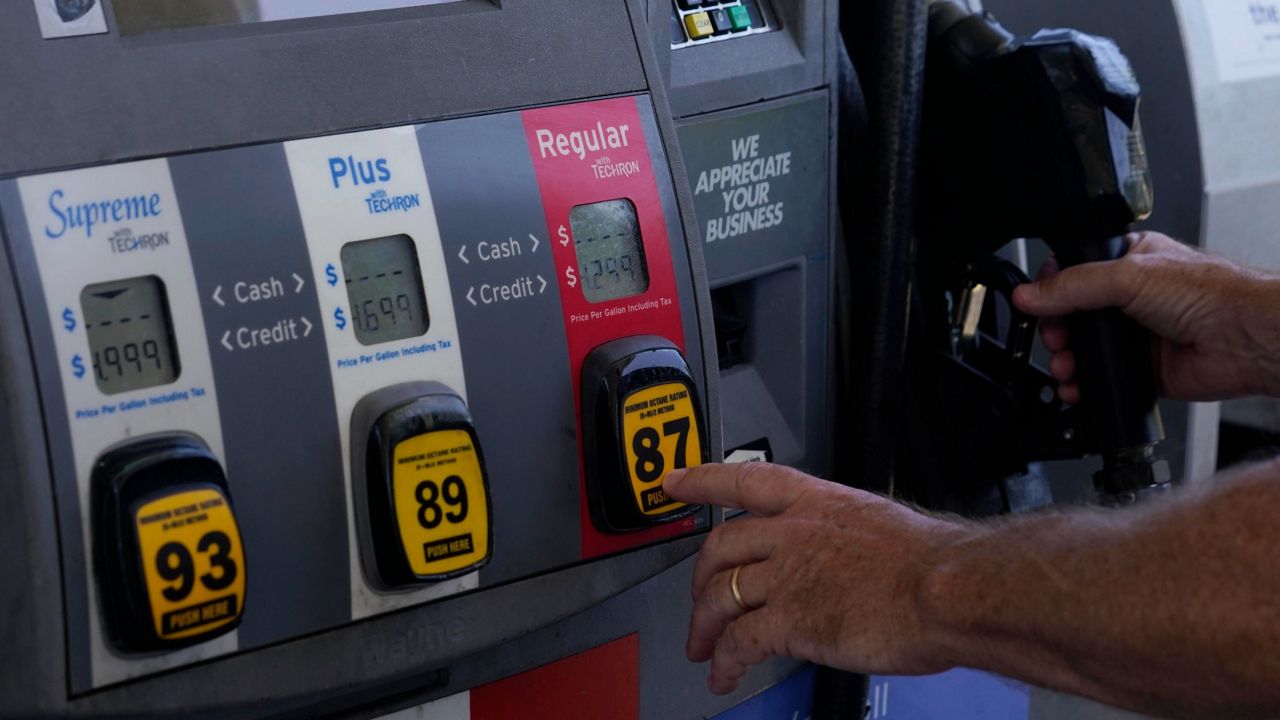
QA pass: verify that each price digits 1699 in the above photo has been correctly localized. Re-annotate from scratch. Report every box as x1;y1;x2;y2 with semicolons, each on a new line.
354;293;414;333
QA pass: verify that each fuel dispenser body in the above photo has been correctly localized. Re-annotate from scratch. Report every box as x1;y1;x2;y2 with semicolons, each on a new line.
0;1;838;717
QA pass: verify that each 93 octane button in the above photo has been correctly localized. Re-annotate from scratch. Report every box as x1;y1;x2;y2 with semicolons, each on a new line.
134;487;246;641
621;382;703;516
392;429;491;577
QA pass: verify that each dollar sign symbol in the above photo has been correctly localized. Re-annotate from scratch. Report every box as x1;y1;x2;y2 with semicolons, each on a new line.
558;225;570;247
62;308;76;332
325;263;339;287
333;307;347;331
71;354;85;379
564;266;578;288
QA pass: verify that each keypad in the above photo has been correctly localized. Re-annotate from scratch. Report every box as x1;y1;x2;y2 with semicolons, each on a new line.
671;0;773;48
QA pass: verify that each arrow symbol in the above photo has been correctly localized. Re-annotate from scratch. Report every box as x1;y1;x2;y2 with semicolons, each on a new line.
293;273;306;294
301;316;313;337
529;233;541;253
537;274;547;294
221;331;233;352
458;244;469;264
212;285;225;307
466;286;477;306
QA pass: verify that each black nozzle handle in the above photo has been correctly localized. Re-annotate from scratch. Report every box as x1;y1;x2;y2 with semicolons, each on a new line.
1051;235;1165;454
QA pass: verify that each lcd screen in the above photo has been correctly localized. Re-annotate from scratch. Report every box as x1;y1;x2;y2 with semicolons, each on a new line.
570;199;651;304
81;275;181;395
340;234;430;346
114;0;463;35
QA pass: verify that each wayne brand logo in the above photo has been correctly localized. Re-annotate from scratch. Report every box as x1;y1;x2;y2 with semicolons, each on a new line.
44;189;162;240
535;122;633;161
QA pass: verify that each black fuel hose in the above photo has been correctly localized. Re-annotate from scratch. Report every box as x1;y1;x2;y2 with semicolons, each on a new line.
818;0;928;716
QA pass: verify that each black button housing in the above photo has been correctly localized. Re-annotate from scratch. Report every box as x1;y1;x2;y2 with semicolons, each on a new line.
582;336;708;533
92;433;242;653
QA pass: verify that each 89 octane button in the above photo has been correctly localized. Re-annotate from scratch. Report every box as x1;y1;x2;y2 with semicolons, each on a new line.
354;384;493;588
392;429;490;577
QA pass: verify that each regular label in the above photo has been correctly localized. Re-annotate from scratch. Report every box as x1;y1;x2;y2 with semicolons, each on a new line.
134;488;245;641
621;382;702;516
392;429;490;577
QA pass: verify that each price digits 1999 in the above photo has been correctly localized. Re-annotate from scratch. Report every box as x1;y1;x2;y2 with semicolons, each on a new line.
94;339;164;383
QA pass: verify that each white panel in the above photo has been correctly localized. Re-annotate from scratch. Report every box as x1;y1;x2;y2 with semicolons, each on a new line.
17;159;232;687
32;0;108;38
376;690;470;720
1202;0;1280;84
284;126;476;619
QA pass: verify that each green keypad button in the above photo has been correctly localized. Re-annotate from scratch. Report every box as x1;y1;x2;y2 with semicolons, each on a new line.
728;5;751;31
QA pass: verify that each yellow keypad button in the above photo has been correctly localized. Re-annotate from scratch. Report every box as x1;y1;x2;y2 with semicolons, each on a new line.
134;487;246;642
621;382;704;517
684;12;715;40
392;429;491;577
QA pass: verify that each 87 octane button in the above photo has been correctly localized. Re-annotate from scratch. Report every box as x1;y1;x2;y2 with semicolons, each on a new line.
583;337;709;533
92;434;246;652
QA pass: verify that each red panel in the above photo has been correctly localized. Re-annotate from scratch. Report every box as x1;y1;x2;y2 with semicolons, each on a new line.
522;96;695;559
469;634;640;720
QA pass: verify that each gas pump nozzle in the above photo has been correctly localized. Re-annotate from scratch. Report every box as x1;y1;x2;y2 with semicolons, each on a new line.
920;2;1170;504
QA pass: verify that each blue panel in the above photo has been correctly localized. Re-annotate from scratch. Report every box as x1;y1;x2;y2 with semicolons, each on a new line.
869;670;1030;720
713;666;817;719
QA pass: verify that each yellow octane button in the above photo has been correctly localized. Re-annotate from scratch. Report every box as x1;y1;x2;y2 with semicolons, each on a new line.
135;487;245;642
685;12;715;39
622;382;703;517
393;429;491;577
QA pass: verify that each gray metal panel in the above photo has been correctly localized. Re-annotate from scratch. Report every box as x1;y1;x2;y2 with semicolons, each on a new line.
0;179;96;696
56;540;702;717
647;0;832;119
0;181;71;717
630;4;727;499
417;111;583;579
341;555;804;720
0;0;648;178
169;144;353;644
676;91;833;477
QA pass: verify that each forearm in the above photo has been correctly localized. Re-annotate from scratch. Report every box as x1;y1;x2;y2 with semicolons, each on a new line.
1243;275;1280;398
919;459;1280;719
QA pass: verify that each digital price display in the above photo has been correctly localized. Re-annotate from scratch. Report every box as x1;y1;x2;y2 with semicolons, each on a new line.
570;199;650;304
80;275;181;395
340;234;430;346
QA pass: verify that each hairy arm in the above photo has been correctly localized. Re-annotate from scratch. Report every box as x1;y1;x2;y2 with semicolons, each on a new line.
666;461;1280;719
923;459;1280;719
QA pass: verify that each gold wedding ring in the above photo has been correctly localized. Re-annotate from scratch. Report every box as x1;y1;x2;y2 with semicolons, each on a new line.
729;565;748;612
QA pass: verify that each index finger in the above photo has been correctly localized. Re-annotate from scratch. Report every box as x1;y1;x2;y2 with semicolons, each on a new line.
664;462;812;517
